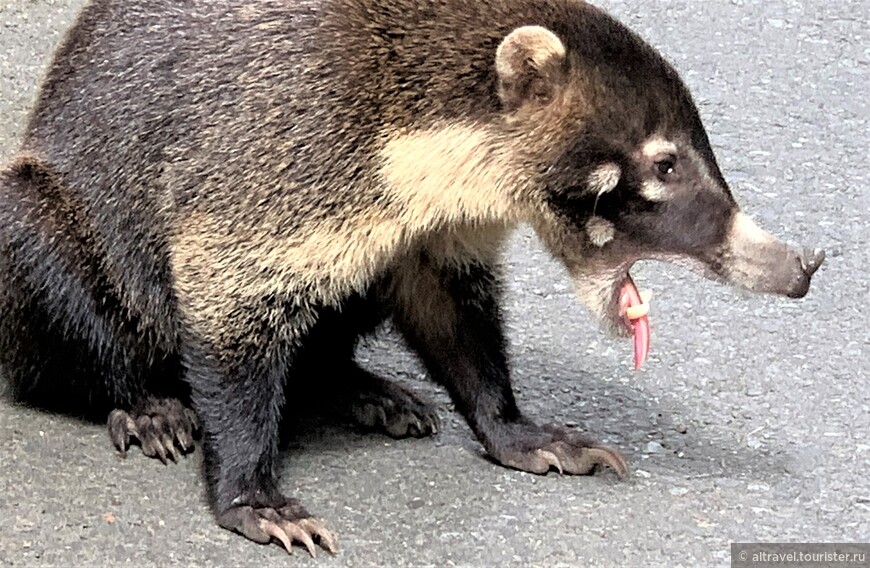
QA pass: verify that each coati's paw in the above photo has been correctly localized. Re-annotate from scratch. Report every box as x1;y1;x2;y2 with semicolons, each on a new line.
218;500;337;557
349;379;439;438
491;423;628;478
107;397;199;463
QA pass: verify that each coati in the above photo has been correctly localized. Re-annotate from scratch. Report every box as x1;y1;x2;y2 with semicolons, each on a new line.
0;0;825;557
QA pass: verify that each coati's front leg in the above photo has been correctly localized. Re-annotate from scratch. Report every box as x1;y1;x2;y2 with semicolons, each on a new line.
391;258;628;478
174;288;336;557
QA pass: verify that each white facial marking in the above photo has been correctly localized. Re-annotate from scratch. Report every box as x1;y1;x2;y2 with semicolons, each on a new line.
640;179;670;201
642;137;677;158
586;216;615;247
731;212;775;245
588;163;621;196
721;212;790;293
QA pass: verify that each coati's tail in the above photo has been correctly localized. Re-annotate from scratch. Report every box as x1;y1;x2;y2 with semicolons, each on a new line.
0;157;177;419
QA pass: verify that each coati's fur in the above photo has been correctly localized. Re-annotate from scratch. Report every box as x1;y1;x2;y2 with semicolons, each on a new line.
0;0;823;555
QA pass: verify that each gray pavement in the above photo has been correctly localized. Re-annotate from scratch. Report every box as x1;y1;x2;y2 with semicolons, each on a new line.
0;1;868;566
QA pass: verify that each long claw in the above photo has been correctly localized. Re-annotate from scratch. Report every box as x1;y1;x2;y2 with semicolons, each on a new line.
281;521;317;558
184;408;200;432
162;435;178;462
176;423;194;452
299;518;338;555
107;398;199;463
114;430;129;457
125;416;140;439
108;410;137;456
261;520;294;554
534;449;563;474
153;441;168;465
588;447;629;478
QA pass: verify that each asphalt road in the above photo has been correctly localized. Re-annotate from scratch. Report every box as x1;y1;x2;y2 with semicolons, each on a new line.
0;1;867;566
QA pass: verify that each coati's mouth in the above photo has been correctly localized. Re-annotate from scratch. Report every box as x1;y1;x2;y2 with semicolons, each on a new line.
616;273;651;369
569;260;652;370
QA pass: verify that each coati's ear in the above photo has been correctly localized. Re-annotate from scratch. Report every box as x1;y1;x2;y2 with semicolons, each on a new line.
495;25;566;110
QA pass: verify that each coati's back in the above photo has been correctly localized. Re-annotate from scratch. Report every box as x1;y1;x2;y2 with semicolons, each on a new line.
21;0;642;221
18;0;474;260
11;0;575;298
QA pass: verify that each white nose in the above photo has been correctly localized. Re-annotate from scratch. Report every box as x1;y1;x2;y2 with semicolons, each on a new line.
721;213;825;299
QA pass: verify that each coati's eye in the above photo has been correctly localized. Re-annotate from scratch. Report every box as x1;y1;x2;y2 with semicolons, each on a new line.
655;158;675;177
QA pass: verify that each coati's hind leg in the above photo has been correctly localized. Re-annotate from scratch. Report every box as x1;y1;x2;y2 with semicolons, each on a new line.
338;364;439;438
390;256;629;478
295;300;438;438
1;159;189;465
108;396;200;462
0;158;171;421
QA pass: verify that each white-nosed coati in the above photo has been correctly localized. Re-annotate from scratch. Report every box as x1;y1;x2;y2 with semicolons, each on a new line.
0;0;824;556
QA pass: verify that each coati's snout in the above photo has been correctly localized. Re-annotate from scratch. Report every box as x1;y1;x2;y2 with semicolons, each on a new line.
707;213;826;299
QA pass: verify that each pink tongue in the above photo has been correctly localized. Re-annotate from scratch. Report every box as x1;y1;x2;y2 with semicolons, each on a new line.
619;276;651;370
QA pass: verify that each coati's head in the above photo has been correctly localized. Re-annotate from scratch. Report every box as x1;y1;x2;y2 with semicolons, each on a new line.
492;16;824;353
